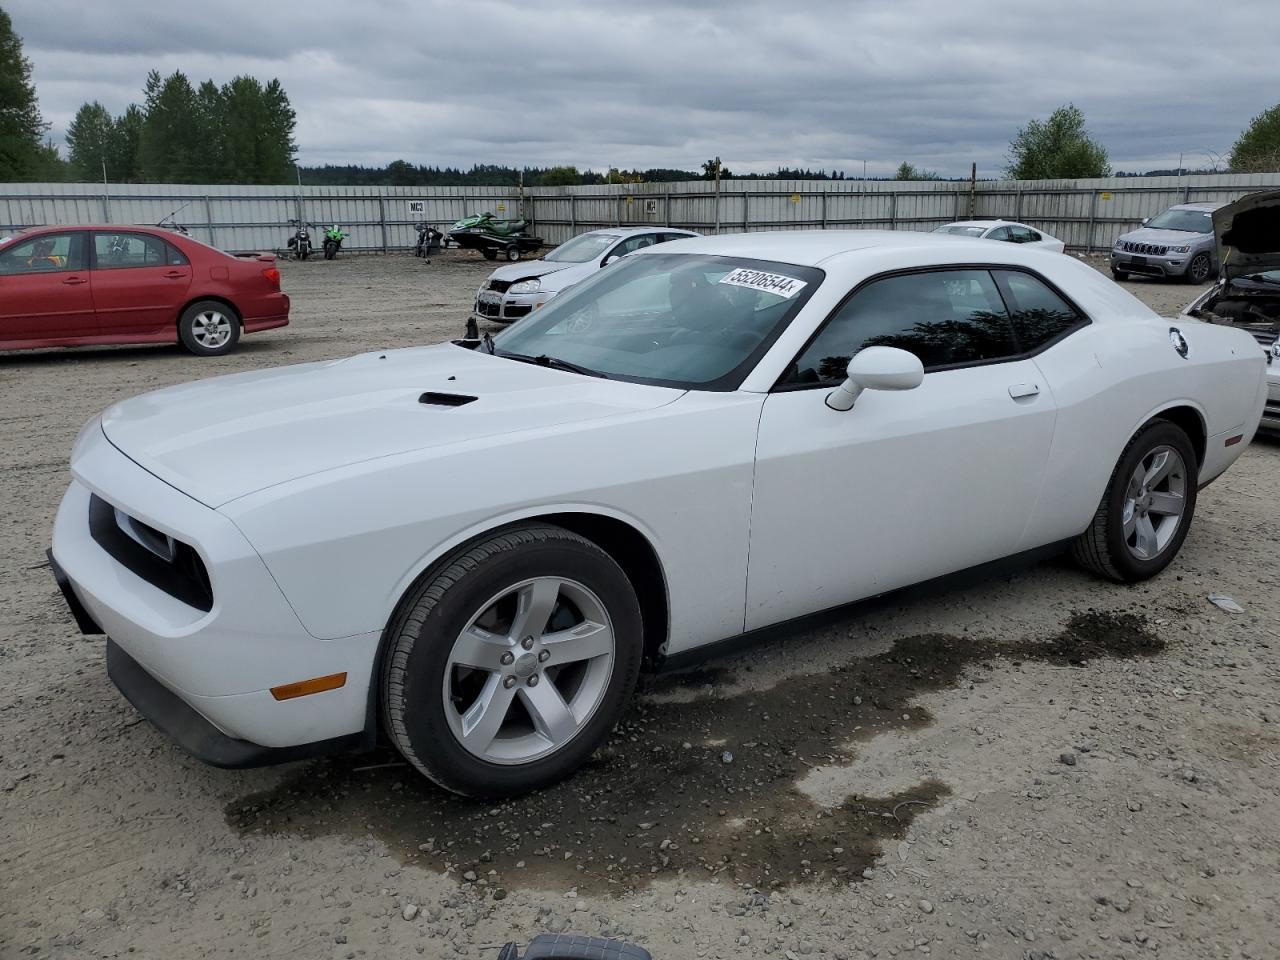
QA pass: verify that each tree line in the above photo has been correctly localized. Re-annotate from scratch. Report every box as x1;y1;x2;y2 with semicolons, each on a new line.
4;5;1280;185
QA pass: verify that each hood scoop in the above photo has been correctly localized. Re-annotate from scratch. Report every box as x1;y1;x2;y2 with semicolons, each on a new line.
419;391;477;408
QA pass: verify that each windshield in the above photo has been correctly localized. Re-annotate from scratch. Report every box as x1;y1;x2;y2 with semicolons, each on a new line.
543;232;619;263
493;253;824;390
934;224;987;238
1146;208;1213;233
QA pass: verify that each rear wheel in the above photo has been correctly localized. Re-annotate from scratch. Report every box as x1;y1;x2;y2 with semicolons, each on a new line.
1071;420;1197;582
381;524;643;797
505;245;522;262
482;248;498;261
178;301;240;357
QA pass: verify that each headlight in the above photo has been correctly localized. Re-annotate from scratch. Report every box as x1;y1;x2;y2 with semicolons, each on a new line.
509;279;541;294
1168;244;1191;255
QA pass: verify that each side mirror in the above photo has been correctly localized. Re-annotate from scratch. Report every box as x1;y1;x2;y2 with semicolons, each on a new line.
602;253;621;266
825;347;924;411
1141;217;1150;226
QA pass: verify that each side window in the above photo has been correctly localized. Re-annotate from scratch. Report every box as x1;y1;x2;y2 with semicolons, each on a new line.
0;233;85;275
614;234;658;257
94;232;171;269
164;241;190;266
994;270;1086;351
1010;226;1040;243
787;270;1018;384
985;226;1013;242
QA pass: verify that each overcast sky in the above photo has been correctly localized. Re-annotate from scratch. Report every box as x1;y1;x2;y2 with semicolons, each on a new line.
9;0;1275;179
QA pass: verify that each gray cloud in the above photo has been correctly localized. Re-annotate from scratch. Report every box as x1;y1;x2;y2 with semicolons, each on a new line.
10;0;1273;178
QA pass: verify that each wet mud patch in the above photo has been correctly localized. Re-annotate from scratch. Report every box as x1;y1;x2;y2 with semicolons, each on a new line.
227;610;1162;895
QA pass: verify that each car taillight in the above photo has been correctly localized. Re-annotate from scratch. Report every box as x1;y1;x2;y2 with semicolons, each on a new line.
262;267;281;287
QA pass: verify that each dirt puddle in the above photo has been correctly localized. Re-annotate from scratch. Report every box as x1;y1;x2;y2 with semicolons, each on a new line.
227;610;1162;895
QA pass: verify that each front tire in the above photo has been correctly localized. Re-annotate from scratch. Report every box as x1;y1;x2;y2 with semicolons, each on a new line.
1071;420;1198;582
1185;252;1212;284
178;301;240;357
1111;268;1129;281
381;524;643;797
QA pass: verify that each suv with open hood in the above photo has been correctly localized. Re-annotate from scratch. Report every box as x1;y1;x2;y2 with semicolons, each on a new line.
1183;189;1280;431
1111;202;1221;284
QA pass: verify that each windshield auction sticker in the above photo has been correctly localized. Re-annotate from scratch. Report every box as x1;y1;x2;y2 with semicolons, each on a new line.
718;268;808;299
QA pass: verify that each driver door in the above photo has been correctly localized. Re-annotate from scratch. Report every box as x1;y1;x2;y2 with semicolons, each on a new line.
745;267;1056;630
0;232;94;342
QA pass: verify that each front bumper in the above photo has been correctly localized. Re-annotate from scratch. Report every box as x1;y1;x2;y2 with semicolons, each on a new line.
1110;250;1194;278
1262;375;1280;433
50;425;379;761
473;289;548;324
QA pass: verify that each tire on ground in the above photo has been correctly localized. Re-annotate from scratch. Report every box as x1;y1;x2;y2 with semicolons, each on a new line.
177;300;241;357
1071;419;1198;583
381;523;644;797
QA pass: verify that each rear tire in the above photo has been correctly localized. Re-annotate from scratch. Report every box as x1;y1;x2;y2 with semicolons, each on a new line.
505;245;521;262
482;248;498;261
178;301;240;357
381;524;644;797
1111;268;1129;281
1071;420;1198;582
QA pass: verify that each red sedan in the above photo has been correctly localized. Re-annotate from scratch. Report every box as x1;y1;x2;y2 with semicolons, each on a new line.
0;225;289;357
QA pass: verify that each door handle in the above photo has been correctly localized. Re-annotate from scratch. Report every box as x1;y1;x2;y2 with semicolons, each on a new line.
1008;383;1040;400
61;276;87;285
163;271;186;279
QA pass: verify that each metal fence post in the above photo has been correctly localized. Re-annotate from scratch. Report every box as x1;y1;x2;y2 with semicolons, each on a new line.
569;194;576;234
377;195;388;253
1014;184;1023;222
101;192;110;223
1086;190;1098;253
665;193;671;227
820;192;827;229
889;192;897;231
204;195;215;246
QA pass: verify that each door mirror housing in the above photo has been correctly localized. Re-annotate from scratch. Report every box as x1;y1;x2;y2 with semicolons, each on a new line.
1141;217;1150;226
825;347;924;411
602;253;621;266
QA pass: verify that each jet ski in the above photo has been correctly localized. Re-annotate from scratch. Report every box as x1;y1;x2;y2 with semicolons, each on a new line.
448;212;544;262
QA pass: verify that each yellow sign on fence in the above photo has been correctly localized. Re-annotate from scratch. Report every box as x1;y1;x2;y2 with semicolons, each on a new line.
1100;192;1112;201
790;193;801;204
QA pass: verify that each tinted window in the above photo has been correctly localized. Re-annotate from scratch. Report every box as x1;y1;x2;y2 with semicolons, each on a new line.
0;233;85;274
986;226;1012;241
994;270;1085;350
615;234;659;256
786;270;1018;384
94;232;187;269
1010;226;1040;243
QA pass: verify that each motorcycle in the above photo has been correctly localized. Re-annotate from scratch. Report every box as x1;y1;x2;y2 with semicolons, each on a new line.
414;221;445;258
322;224;348;260
286;219;313;260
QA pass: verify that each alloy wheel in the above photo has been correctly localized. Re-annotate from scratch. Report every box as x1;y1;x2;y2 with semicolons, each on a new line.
191;310;232;348
1122;445;1187;560
442;576;615;764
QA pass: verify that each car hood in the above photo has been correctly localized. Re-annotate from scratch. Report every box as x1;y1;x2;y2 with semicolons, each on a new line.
100;343;683;508
1118;227;1211;246
1213;189;1280;281
486;260;585;287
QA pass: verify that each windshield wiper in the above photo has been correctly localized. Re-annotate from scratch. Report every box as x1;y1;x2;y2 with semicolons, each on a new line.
496;351;606;378
1242;273;1280;286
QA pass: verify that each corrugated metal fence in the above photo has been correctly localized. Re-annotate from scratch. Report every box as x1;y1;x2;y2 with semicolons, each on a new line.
3;173;1279;254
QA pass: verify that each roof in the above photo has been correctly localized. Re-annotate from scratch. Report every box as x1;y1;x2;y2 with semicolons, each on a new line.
938;219;1032;230
3;223;183;234
1171;202;1226;211
580;225;698;238
644;229;1012;267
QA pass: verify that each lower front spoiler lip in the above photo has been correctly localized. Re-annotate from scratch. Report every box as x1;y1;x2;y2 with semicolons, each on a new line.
48;549;103;635
105;638;370;769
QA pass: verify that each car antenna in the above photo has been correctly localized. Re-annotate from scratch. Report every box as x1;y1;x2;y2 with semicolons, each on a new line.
156;200;193;228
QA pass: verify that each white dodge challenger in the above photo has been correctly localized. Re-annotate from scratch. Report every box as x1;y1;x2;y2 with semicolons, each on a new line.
50;231;1265;797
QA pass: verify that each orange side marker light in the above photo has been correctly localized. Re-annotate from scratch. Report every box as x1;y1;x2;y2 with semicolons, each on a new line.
270;672;347;701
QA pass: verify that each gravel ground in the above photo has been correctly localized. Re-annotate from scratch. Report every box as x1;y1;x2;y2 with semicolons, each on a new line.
3;249;1278;960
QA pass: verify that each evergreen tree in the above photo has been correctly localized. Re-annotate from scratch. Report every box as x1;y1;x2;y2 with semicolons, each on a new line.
65;101;114;179
110;105;143;181
0;6;48;180
137;71;204;181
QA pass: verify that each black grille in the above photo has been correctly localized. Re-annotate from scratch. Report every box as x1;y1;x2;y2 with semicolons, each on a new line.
487;279;512;293
475;299;501;318
504;304;531;319
1122;241;1169;256
88;494;212;611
